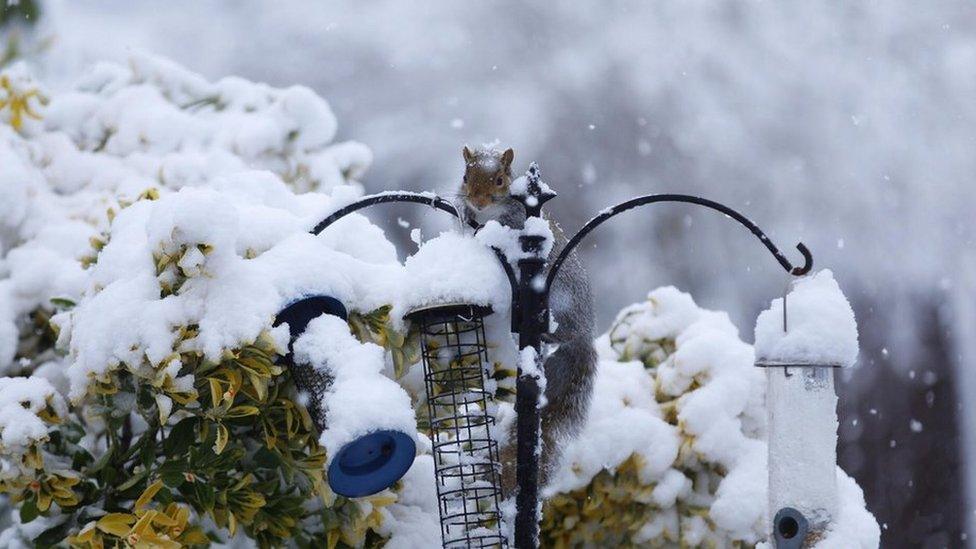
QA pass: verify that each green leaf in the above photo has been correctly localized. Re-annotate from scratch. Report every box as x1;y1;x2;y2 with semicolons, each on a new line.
33;520;71;548
155;485;174;505
19;497;39;523
101;466;118;486
164;417;198;457
116;467;149;492
253;447;281;469
213;423;229;454
71;447;94;471
86;446;113;475
49;297;76;310
158;460;187;488
194;481;216;512
226;405;260;418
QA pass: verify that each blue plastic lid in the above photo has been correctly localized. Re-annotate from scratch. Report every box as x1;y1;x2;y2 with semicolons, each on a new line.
273;295;348;367
328;430;416;497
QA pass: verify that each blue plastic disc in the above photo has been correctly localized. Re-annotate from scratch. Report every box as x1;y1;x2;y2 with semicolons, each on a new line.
273;295;348;367
328;430;416;497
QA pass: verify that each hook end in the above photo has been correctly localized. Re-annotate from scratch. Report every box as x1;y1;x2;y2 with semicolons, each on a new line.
790;243;813;276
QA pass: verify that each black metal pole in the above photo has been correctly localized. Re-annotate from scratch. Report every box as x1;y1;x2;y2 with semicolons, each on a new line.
513;164;555;548
310;191;472;235
513;246;544;548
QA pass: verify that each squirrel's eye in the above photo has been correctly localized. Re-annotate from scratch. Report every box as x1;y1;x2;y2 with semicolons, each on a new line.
495;177;503;186
463;175;468;183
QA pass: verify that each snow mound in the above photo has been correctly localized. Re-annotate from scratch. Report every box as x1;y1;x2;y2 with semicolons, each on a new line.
545;286;768;545
403;231;511;314
0;377;65;481
294;315;416;458
755;270;859;367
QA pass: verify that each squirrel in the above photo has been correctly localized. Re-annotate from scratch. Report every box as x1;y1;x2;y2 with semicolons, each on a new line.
459;145;597;496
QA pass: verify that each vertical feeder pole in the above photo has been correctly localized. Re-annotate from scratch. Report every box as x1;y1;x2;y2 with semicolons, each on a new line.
513;164;555;549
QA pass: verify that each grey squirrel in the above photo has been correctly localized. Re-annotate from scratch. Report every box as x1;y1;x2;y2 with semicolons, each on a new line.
459;145;597;495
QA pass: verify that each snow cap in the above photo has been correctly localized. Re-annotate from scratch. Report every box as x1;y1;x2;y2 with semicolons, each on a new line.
754;270;859;367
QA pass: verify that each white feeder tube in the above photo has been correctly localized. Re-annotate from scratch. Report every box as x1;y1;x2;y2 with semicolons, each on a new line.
765;363;839;536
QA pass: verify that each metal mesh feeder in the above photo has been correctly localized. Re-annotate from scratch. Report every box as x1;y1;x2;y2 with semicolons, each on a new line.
275;295;417;498
405;303;507;549
274;295;347;429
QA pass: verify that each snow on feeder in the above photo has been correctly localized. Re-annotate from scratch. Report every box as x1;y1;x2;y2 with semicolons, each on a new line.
275;295;417;498
754;270;858;546
406;303;507;548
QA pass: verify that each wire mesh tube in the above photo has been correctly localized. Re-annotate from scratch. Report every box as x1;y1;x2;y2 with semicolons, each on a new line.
406;304;507;548
275;296;416;498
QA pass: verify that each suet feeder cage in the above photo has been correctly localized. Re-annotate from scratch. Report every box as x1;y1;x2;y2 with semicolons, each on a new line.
406;303;507;548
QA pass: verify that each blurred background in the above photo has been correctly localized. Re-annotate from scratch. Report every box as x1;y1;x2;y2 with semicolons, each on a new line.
6;1;974;546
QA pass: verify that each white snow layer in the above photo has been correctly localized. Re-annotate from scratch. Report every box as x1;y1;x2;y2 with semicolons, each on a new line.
755;270;859;367
403;231;511;314
0;376;66;481
293;315;416;459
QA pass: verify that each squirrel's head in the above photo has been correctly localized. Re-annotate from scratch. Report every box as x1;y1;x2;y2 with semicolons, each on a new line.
461;145;514;210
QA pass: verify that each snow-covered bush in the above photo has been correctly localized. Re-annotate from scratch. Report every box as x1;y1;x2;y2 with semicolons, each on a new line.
0;51;373;376
0;54;436;548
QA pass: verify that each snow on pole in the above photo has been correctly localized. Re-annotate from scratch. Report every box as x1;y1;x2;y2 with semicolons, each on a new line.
755;270;858;546
279;296;418;498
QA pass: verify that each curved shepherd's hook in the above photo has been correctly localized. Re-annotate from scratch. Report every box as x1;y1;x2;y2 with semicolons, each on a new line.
311;191;477;235
544;193;813;296
309;191;520;315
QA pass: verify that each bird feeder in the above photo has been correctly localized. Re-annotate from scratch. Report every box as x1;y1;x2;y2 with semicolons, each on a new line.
759;357;839;546
755;273;854;547
275;295;417;498
406;303;507;548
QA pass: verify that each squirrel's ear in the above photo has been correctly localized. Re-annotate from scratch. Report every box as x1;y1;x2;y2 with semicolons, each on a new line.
501;148;514;168
462;146;475;163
